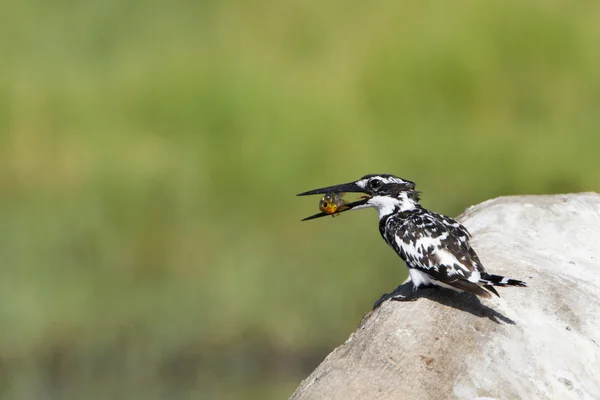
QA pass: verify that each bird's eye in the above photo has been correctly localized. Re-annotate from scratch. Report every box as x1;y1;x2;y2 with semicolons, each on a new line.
369;179;383;190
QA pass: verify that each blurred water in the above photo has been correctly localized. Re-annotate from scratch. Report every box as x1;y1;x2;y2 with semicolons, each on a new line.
1;0;600;398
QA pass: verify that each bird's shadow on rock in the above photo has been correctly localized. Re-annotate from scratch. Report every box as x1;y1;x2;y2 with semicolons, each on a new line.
372;282;516;325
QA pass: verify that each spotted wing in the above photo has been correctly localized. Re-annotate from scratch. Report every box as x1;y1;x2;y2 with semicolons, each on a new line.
384;211;491;295
430;212;489;275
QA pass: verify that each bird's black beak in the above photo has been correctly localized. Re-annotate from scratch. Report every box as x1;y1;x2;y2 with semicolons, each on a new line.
297;181;364;196
297;181;371;221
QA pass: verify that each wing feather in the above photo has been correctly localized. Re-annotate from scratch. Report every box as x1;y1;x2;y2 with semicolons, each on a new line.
385;211;488;289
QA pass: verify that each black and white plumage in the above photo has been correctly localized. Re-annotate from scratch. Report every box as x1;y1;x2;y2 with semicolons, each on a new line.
298;174;527;298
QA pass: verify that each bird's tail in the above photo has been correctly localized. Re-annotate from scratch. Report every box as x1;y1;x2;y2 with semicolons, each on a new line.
443;274;527;299
473;274;526;298
481;273;527;288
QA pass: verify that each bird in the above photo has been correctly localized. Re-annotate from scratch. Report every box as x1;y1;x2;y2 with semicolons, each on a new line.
297;174;527;299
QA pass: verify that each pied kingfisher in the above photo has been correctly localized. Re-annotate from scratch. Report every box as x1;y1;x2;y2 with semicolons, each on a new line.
298;174;527;298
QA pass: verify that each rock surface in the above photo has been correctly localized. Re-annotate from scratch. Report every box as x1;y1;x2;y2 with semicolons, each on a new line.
291;193;600;400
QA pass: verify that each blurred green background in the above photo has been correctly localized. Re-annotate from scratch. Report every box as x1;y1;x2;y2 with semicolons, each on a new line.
1;0;599;398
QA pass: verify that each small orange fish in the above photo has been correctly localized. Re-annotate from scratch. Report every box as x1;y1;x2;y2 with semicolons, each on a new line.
319;192;349;217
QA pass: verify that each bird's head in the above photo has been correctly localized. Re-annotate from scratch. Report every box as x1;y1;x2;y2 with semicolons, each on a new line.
298;174;421;221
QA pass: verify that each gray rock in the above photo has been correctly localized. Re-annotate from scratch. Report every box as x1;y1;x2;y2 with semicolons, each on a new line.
291;193;600;400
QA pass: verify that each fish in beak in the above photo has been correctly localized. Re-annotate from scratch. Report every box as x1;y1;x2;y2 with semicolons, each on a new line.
297;181;371;221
